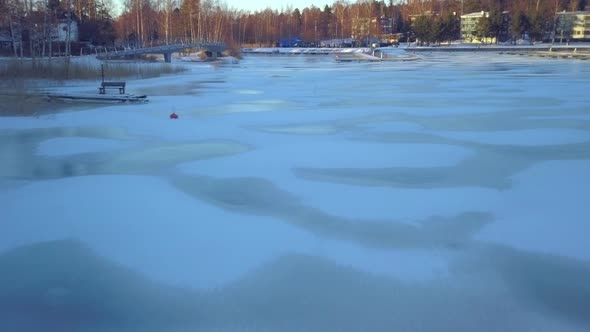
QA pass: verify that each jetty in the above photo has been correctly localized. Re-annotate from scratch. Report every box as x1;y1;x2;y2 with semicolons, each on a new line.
44;92;148;103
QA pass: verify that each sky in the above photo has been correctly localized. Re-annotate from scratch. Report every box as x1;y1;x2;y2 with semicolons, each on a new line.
228;0;330;12
111;0;330;17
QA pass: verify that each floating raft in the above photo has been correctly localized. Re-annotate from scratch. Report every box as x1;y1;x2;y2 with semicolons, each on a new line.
44;92;149;103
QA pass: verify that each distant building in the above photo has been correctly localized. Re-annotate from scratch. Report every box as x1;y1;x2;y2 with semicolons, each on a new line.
51;13;79;42
460;11;487;42
0;27;13;48
0;11;79;56
556;11;590;41
374;16;394;35
460;11;510;43
26;11;80;42
279;37;302;47
351;16;396;46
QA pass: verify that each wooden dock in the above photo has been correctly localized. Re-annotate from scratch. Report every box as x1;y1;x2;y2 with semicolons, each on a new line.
44;92;149;103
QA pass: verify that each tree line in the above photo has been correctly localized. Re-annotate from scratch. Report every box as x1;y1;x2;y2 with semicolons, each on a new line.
412;0;587;45
1;0;587;57
1;0;117;57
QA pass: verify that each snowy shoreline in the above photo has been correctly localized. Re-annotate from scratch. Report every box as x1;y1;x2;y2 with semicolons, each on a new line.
243;43;590;55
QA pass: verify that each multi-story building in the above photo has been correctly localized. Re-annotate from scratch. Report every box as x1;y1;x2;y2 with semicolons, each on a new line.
556;11;590;41
374;16;394;35
460;11;510;43
460;11;487;42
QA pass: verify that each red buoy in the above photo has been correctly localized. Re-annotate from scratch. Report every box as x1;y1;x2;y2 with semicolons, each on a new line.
169;112;178;119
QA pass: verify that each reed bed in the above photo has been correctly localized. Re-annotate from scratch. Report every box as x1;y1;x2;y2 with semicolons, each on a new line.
0;80;46;116
0;56;187;115
0;57;187;81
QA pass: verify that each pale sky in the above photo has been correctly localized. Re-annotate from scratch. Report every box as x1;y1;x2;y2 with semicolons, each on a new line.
227;0;330;12
113;0;329;17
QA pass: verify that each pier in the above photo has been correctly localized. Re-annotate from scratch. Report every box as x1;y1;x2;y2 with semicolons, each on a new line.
44;92;148;103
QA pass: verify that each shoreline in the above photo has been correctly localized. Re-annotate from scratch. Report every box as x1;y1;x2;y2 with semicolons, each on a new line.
405;44;590;52
241;44;590;54
406;44;590;60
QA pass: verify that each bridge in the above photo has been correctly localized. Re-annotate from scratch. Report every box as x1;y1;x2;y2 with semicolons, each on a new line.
96;42;227;63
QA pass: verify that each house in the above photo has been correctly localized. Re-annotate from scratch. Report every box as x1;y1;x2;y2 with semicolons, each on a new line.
0;26;21;52
0;11;79;56
51;12;79;42
556;11;590;41
1;12;79;44
0;27;12;47
24;11;79;42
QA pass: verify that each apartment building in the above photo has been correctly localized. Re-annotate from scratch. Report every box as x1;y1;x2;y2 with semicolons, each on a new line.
556;11;590;41
460;11;510;43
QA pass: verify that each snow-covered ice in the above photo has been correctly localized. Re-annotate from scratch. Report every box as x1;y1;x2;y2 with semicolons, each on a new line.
1;52;590;331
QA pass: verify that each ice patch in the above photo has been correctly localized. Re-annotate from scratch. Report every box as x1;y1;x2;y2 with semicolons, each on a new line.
36;137;133;156
225;99;291;113
359;121;424;133
262;124;339;135
475;160;590;261
236;89;263;95
439;129;590;146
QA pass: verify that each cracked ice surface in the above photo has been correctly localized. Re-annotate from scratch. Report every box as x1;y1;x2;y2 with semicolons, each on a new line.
1;52;590;332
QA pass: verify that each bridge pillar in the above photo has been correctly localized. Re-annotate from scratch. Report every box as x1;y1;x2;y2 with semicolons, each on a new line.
164;52;172;63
